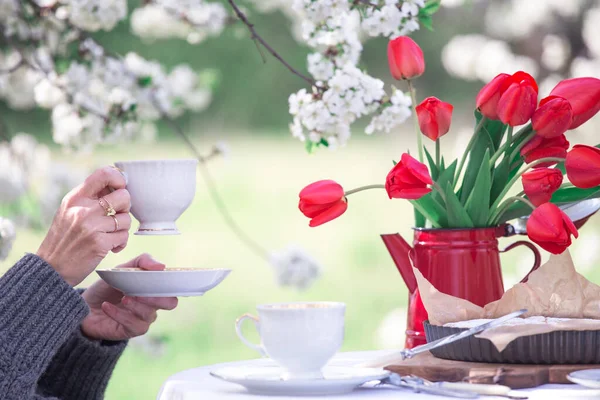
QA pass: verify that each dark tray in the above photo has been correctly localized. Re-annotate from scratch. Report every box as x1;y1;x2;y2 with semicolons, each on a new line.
424;321;600;364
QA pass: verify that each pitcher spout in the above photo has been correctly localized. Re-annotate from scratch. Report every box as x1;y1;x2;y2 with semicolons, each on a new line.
381;233;417;293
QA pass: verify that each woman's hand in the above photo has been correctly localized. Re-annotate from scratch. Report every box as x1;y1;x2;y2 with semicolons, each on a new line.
37;166;132;286
81;254;178;341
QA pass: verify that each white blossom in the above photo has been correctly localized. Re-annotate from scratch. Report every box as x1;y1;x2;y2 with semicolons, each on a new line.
269;245;322;290
307;53;334;81
0;217;16;261
131;0;228;44
366;89;412;135
68;0;128;32
34;78;67;108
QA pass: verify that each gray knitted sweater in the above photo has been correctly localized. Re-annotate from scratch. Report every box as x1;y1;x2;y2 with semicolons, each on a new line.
0;254;128;399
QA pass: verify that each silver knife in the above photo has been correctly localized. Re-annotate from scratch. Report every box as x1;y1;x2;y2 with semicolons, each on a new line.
358;309;527;368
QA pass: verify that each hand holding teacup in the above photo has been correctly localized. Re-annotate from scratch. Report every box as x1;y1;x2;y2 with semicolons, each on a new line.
37;166;132;286
236;302;346;380
114;159;197;235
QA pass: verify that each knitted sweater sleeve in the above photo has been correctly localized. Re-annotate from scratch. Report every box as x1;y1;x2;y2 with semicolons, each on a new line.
0;254;129;400
0;254;89;400
36;306;127;399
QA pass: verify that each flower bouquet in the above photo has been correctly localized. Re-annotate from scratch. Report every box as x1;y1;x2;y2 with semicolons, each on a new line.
298;36;600;255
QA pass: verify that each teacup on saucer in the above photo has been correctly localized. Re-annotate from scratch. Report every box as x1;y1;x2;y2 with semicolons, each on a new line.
235;302;345;380
114;159;197;235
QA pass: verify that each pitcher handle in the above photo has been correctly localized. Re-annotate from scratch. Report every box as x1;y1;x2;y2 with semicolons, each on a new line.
499;241;541;283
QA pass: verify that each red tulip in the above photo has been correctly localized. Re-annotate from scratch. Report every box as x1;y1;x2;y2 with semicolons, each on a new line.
520;134;569;167
497;71;538;126
415;97;453;141
526;203;578;254
531;96;573;138
385;153;432;199
521;168;563;206
299;180;348;227
565;145;600;189
476;73;510;120
387;37;425;80
549;77;600;129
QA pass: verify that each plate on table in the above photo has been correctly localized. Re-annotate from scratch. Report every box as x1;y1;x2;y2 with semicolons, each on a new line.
568;369;600;389
210;365;389;396
96;268;231;297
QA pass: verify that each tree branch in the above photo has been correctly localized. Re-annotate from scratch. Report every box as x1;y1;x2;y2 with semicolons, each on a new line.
227;0;317;87
151;94;270;261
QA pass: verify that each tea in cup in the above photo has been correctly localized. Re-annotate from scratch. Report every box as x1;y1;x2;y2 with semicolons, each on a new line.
235;302;346;380
114;159;197;235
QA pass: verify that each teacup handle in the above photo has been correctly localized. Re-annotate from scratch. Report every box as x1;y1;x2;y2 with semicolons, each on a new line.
235;313;266;357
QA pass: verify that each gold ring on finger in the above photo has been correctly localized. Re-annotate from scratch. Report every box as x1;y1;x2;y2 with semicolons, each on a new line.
99;197;116;217
110;215;119;233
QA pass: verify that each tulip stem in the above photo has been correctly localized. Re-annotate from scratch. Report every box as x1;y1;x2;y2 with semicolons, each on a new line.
489;196;536;226
436;139;441;168
454;116;487;187
489;124;532;167
508;130;537;164
488;156;566;217
431;182;447;203
407;79;424;163
344;184;386;196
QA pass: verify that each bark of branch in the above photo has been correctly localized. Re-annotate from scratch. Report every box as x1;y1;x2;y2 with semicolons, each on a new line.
227;0;317;87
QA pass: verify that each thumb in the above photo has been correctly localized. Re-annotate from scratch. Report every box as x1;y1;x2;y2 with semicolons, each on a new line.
136;253;166;271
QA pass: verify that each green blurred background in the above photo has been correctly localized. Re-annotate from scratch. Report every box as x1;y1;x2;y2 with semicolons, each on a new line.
2;1;600;399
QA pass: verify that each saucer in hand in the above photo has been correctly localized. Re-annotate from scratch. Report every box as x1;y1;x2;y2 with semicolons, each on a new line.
210;365;389;396
96;268;231;297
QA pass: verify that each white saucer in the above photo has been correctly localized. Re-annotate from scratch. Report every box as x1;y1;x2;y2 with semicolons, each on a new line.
568;369;600;389
96;268;231;297
210;365;389;396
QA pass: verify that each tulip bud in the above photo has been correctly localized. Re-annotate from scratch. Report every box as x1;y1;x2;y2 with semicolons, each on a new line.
415;96;454;141
299;180;348;227
531;96;573;138
387;37;425;80
475;73;510;120
550;77;600;129
565;145;600;189
526;203;578;254
497;71;538;126
520;134;569;168
385;153;432;199
521;168;563;206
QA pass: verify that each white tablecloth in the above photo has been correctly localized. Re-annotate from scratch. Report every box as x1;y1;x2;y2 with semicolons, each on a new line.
157;351;599;400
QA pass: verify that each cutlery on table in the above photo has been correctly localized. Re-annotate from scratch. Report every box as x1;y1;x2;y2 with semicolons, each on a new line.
358;309;528;368
374;373;478;398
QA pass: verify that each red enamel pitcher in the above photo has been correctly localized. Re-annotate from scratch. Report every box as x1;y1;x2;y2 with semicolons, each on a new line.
381;225;541;349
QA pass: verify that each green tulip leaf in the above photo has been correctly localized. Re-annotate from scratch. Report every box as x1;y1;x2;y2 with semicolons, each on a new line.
445;185;474;228
411;193;447;228
424;146;439;181
459;111;506;204
432;160;457;207
490;156;510;205
414;208;426;228
465;150;491;227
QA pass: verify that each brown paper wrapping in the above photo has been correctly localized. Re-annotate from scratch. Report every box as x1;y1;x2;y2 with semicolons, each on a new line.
415;250;600;351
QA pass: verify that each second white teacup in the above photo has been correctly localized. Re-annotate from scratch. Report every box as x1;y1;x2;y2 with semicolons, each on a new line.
114;159;198;235
235;302;346;380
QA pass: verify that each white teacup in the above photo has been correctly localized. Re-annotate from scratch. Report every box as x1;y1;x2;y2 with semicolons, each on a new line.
114;159;198;235
235;302;346;380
